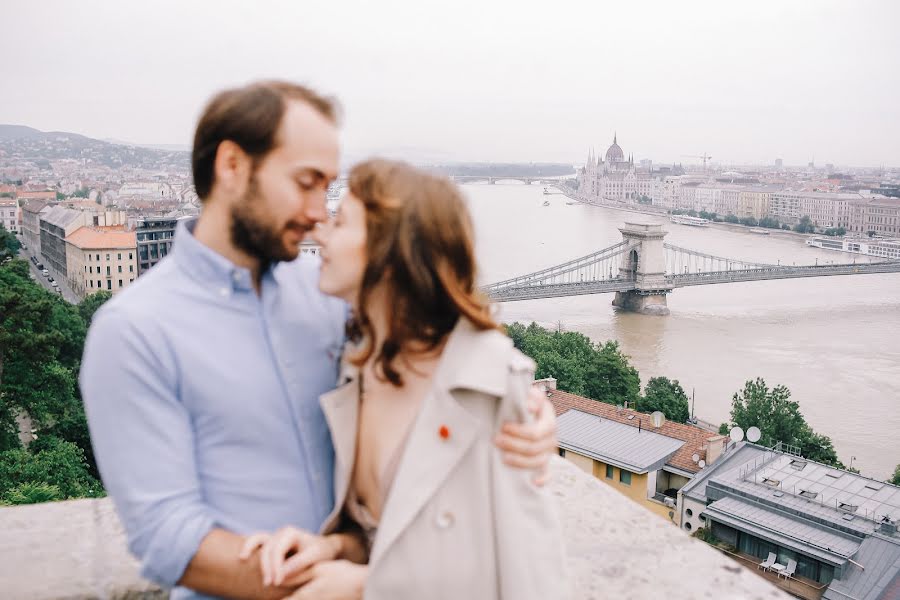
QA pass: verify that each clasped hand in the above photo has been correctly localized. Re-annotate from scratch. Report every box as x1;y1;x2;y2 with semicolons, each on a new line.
239;527;367;599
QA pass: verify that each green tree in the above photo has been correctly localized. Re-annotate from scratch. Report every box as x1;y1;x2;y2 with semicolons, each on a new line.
584;341;640;407
0;258;100;484
724;214;740;224
0;224;21;259
506;322;640;406
793;216;816;234
890;464;900;486
725;378;844;468
0;437;102;501
78;290;113;325
641;377;690;422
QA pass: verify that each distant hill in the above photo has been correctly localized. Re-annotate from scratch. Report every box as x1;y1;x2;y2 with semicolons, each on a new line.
0;124;91;142
0;124;188;170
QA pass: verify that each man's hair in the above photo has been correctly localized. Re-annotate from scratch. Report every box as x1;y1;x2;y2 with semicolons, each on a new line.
191;81;339;201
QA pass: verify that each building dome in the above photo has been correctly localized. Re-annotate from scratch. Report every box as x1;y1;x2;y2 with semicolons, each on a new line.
605;134;624;163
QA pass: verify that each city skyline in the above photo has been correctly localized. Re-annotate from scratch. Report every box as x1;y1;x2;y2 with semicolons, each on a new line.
2;0;899;168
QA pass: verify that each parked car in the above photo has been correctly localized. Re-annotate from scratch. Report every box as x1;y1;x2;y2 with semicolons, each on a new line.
41;269;49;277
48;277;55;284
36;262;44;270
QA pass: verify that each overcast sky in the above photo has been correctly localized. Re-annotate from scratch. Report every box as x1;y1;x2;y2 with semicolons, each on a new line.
3;0;899;167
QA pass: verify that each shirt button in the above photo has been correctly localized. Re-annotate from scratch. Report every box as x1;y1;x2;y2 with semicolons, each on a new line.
435;511;455;530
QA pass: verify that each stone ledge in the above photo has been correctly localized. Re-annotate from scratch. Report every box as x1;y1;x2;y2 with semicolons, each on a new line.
0;457;787;599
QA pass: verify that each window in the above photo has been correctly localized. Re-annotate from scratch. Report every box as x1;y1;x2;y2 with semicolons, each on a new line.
686;508;694;517
106;280;111;290
129;252;133;260
106;266;111;276
606;465;614;479
97;280;101;288
96;254;99;261
684;522;692;531
129;278;133;283
118;265;122;273
118;279;123;288
90;280;93;288
558;448;566;457
117;253;122;260
129;265;133;272
106;253;110;260
619;470;632;485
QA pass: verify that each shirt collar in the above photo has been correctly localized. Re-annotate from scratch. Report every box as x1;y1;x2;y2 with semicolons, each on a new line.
172;218;262;294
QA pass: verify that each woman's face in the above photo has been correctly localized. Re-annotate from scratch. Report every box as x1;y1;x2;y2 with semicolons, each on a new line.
313;193;367;305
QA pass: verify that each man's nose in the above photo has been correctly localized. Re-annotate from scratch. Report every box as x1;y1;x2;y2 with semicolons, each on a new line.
304;192;328;224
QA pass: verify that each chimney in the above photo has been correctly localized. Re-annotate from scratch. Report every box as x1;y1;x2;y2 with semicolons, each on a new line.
881;518;897;537
533;377;557;391
705;435;727;465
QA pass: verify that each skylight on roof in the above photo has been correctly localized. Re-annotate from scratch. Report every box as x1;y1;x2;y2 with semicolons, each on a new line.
838;503;858;513
789;459;807;471
825;472;841;479
762;478;780;487
799;490;818;500
864;483;883;491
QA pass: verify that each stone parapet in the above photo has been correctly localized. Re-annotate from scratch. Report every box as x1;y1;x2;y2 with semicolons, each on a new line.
0;457;787;599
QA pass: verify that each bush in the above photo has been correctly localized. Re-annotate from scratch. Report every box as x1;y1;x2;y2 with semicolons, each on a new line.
2;482;64;505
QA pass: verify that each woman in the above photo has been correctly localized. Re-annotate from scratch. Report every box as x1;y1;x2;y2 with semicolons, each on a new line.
241;159;567;599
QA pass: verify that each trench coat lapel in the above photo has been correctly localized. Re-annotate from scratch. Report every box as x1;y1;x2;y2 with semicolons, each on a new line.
319;371;360;527
368;383;479;567
368;319;512;567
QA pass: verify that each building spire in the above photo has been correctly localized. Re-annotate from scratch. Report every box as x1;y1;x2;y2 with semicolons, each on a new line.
613;131;617;145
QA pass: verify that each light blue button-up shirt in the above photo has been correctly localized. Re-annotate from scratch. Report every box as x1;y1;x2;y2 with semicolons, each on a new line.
80;220;347;599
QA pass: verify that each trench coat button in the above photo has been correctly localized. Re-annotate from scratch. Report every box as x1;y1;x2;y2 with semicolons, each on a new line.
435;511;455;530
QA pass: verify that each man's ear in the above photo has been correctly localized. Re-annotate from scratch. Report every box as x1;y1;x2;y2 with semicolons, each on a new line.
212;140;252;197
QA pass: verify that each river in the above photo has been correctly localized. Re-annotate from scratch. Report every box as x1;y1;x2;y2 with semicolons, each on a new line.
464;182;900;479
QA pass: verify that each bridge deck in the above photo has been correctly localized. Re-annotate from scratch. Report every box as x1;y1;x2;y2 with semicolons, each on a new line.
486;261;900;302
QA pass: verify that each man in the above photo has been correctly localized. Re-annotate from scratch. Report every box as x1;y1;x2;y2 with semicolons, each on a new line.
80;81;557;600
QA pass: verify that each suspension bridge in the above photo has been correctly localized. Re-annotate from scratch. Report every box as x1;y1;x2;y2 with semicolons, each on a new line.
482;222;900;315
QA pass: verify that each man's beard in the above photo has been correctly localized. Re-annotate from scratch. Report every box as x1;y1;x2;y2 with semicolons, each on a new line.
230;176;304;265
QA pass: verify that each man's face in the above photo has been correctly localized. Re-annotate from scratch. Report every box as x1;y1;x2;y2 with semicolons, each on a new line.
230;100;340;264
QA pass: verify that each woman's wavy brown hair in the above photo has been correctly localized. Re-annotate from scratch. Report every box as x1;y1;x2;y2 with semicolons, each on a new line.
346;159;497;386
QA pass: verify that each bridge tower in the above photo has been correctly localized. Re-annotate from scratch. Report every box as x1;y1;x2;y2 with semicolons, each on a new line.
612;222;673;316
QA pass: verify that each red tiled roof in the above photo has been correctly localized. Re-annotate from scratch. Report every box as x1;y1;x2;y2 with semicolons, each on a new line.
65;226;136;250
17;190;56;200
539;386;719;474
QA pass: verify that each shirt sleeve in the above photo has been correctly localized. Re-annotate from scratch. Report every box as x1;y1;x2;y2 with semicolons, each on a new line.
80;305;216;587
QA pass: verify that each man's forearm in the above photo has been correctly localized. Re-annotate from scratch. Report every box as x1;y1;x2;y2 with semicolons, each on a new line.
178;528;297;600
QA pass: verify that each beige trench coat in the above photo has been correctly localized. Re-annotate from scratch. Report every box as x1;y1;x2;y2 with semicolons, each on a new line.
318;318;567;600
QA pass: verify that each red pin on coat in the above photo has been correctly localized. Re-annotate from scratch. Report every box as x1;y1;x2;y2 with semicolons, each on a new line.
439;425;450;440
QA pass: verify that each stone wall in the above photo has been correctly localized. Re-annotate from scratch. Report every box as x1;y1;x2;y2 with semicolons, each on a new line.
0;457;787;599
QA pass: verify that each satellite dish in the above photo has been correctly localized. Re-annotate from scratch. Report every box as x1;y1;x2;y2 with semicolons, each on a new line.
747;426;762;443
651;411;666;428
692;453;700;463
698;459;706;468
729;426;745;443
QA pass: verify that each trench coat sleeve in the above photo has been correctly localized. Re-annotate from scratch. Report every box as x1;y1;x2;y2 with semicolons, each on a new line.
491;349;569;600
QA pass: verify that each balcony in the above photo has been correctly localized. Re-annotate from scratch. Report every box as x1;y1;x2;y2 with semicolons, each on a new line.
0;457;787;599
